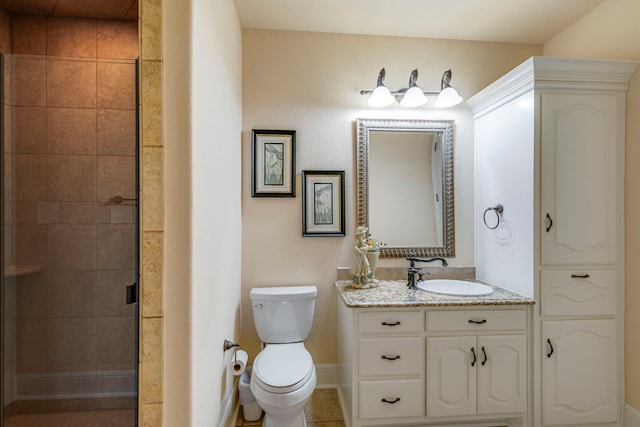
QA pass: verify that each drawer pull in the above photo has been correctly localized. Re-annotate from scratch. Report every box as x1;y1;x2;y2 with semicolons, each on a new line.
468;319;487;325
381;321;402;327
381;397;401;404
570;274;590;279
381;355;401;361
547;338;554;358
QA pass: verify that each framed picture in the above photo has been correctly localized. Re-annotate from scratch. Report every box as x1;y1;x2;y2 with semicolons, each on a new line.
251;129;296;197
302;170;345;237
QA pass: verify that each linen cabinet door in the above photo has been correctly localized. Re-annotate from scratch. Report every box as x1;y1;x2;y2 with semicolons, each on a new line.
426;336;477;418
542;320;617;425
540;93;618;266
477;335;527;415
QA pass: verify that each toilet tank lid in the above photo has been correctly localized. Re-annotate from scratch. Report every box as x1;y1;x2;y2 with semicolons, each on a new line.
250;285;317;300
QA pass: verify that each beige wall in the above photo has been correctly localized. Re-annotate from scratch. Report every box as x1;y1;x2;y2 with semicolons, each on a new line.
163;0;243;425
240;29;541;364
543;0;640;410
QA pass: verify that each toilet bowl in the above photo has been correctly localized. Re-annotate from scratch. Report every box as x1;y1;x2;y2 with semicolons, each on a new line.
249;286;318;427
250;343;317;427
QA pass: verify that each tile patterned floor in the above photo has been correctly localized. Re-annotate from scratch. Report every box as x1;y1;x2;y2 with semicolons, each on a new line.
3;408;135;427
239;388;345;427
3;389;343;427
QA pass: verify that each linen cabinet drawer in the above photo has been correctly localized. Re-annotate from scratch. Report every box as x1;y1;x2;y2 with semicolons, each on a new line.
358;311;423;334
358;337;423;376
541;270;615;316
359;379;423;419
426;309;526;333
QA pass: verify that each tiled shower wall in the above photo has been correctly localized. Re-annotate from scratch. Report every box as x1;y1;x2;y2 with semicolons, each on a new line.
4;16;139;401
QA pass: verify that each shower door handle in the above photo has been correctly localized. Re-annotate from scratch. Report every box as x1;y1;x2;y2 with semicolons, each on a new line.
126;282;138;304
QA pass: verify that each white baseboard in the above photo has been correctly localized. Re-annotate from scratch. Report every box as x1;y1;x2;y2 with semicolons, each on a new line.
625;404;640;427
314;363;337;389
219;381;240;427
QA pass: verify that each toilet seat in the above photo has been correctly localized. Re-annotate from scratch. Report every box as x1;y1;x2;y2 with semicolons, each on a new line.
252;343;314;394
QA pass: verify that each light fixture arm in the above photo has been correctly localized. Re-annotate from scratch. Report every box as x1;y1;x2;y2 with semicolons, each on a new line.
441;69;452;90
408;69;419;87
376;68;386;87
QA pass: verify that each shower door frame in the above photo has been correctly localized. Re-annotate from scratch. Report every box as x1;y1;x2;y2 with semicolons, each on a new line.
0;53;140;426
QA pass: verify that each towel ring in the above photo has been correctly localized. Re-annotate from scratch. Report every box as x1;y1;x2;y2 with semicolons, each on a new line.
483;204;504;230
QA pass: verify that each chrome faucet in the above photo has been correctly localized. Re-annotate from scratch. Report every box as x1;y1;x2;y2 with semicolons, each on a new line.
406;256;448;289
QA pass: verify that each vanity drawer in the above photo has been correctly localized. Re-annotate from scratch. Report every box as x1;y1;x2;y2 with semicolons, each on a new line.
359;311;423;334
541;270;615;316
358;337;423;376
359;379;423;419
426;309;526;333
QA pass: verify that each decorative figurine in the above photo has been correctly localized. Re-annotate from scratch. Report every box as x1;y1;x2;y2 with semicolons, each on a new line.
351;226;379;288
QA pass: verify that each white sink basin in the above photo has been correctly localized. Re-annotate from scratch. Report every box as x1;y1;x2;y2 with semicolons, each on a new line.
416;279;494;296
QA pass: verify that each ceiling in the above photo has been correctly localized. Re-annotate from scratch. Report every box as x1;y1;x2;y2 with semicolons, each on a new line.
0;0;606;45
234;0;606;44
0;0;137;20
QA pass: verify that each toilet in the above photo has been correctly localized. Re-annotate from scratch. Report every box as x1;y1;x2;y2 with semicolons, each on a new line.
250;285;318;427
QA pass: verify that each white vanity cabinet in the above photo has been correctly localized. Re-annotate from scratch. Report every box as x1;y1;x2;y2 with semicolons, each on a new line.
426;310;527;419
337;295;531;427
540;93;619;266
541;319;617;425
351;309;425;423
469;57;638;427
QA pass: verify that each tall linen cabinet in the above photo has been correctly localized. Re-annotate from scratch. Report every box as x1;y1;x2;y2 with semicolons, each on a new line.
468;57;638;427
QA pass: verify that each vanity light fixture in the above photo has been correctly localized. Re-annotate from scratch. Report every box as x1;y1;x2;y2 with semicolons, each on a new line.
360;68;463;108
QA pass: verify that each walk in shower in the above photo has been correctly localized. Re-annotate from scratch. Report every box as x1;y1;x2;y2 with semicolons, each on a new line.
0;16;139;426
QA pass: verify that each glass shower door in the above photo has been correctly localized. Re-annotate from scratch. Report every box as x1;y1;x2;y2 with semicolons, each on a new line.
1;53;139;426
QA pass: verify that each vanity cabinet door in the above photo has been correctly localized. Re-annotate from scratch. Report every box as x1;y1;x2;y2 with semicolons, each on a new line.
426;336;477;418
427;335;527;419
540;93;618;266
542;320;617;425
477;335;527;415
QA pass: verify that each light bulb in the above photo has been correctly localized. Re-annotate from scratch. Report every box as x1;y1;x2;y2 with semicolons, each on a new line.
400;86;427;107
368;86;395;107
435;87;463;108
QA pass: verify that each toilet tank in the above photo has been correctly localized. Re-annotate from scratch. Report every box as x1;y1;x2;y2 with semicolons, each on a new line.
250;285;317;344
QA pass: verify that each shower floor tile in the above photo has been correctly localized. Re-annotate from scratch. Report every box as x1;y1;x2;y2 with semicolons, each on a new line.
3;408;135;427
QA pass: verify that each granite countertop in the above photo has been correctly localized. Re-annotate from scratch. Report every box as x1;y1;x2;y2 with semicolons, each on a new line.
335;280;534;308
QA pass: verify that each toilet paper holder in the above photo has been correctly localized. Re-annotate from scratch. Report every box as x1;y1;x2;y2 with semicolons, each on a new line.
224;340;248;376
224;339;239;352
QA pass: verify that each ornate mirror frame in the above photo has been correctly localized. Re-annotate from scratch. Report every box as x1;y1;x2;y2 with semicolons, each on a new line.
356;118;455;258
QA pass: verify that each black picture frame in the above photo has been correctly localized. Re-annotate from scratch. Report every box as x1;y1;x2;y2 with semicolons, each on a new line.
301;170;345;237
251;129;296;197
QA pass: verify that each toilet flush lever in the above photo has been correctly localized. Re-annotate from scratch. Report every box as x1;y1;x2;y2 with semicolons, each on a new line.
253;303;263;309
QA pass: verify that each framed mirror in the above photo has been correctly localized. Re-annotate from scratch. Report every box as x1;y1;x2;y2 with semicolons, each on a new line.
356;118;455;258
